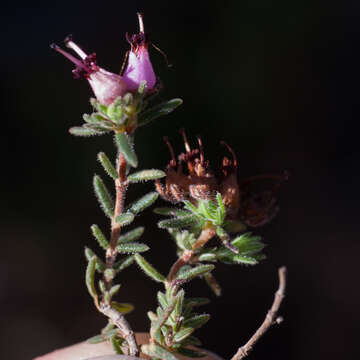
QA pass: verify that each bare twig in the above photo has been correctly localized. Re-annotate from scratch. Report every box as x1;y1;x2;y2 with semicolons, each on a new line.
102;151;139;357
100;303;138;356
230;266;287;360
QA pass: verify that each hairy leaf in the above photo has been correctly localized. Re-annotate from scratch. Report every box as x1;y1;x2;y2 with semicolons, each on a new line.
117;227;144;244
84;247;105;272
176;264;215;282
93;175;114;218
117;242;149;253
115;133;138;168
90;224;109;250
128;192;159;214
115;212;135;226
138;98;183;127
86;256;98;302
97;152;118;180
128;169;166;183
113;255;135;272
134;254;166;283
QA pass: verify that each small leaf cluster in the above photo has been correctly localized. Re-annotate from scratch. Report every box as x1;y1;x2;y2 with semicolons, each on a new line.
87;321;127;355
132;251;214;358
156;193;265;266
142;289;210;359
69;81;183;137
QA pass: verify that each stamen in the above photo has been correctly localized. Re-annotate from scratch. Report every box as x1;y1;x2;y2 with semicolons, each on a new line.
65;35;88;60
137;12;145;33
179;128;191;153
151;42;172;68
197;136;205;165
50;43;88;71
221;141;238;168
120;50;129;76
163;136;176;166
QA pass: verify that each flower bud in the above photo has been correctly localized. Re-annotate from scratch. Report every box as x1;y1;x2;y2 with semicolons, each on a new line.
51;37;127;106
122;13;157;92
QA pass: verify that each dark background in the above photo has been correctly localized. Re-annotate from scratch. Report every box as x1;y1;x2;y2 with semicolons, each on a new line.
1;0;359;359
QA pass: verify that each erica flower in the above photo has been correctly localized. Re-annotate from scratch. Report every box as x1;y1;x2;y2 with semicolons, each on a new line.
51;37;127;106
122;13;157;92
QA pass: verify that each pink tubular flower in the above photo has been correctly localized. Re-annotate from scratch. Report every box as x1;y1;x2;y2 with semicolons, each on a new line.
122;13;157;92
51;36;127;106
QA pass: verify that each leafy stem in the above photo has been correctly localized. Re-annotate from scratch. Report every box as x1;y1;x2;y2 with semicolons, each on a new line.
101;149;139;356
168;223;216;282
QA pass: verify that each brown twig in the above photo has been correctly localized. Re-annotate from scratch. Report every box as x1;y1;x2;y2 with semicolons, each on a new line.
230;266;287;360
167;225;216;281
101;151;139;357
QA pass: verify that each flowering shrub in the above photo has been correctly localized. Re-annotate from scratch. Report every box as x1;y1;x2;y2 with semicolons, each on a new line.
51;13;287;360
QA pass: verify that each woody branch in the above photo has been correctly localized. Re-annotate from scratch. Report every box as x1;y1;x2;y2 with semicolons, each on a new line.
230;266;287;360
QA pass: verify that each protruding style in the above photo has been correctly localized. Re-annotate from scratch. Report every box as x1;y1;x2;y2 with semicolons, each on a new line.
122;13;157;92
51;37;127;106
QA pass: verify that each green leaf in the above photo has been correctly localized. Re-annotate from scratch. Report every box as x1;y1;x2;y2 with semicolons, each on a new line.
115;212;135;226
84;247;105;272
99;280;106;294
83;113;114;129
184;297;210;308
183;200;199;215
128;192;159;214
86;329;118;344
231;233;265;255
176;264;215;282
115;132;138;168
113;255;135;272
110;334;124;354
198;253;217;262
173;289;185;319
154;207;190;217
111;301;134;315
149;343;179;360
128;169;166;183
109;284;121;297
157;291;168;309
216;193;225;218
106;97;126;125
173;327;194;343
90;97;108;115
203;272;222;296
173;230;195;251
134;254;166;283
90;224;109;250
147;311;158;322
183;314;210;329
151;294;179;337
229;255;259;265
93;175;114;218
69;126;107;137
104;268;115;282
117;242;149;253
117;227;144;244
158;215;199;229
86;256;98;302
181;336;202;347
138;98;183;127
97;152;118;180
176;347;206;358
138;80;147;95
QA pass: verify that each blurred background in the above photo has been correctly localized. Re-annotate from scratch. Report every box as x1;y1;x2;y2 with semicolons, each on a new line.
1;0;359;359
